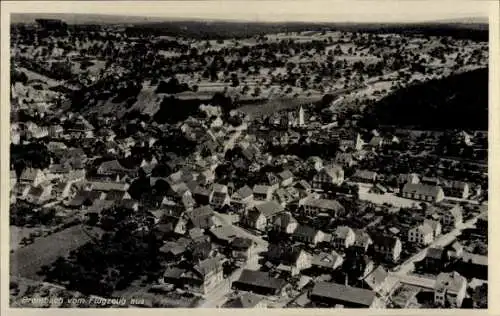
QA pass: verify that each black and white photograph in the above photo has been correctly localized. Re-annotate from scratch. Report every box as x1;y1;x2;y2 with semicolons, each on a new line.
3;0;497;310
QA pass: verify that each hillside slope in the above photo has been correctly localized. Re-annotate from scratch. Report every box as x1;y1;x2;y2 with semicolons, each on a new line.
361;68;488;130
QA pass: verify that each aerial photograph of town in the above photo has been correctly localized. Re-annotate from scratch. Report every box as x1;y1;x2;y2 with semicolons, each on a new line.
7;1;490;309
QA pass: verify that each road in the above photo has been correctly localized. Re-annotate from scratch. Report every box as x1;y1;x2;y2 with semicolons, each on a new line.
199;213;268;307
394;214;481;276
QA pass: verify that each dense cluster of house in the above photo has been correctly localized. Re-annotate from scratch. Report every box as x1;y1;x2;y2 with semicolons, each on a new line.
10;100;487;308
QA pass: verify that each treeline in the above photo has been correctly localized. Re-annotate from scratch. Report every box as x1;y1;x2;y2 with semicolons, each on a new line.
124;20;488;41
360;68;488;131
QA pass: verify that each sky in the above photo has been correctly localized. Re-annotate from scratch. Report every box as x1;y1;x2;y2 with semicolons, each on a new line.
5;0;492;24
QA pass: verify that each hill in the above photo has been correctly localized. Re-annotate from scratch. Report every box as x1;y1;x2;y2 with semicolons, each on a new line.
360;68;488;131
11;13;488;41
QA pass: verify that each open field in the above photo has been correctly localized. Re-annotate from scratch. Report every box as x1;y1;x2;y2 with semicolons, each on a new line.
10;225;103;280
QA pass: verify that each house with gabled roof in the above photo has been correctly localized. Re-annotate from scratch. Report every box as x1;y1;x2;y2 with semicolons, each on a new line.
231;185;254;211
300;197;345;217
439;205;463;229
209;183;230;208
253;184;274;201
182;258;225;295
434;271;467;308
267;244;312;276
371;234;402;263
408;223;434;246
272;212;298;235
19;168;46;187
401;183;444;203
277;170;294;187
311;250;344;272
292;225;325;246
312;164;344;190
241;201;284;231
232;269;287;296
332;226;356;250
353;229;373;252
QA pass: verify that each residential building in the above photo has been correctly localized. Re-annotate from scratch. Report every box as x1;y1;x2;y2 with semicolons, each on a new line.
350;170;377;184
252;184;274;201
209;183;230;208
401;183;445;203
434;271;467;308
334;152;356;168
408;223;434;246
230;237;256;262
267;244;312;276
442;180;470;199
312;164;344;190
440;205;463;228
371;234;402;263
311;251;344;272
292;225;325;246
300;197;345;217
332;226;356;250
184;258;225;295
277;170;294;187
272;212;298;234
241;201;284;231
19;168;46;187
353;229;373;252
231;185;254;211
24;184;53;205
457;252;488;280
424;219;442;238
185;205;216;230
418;247;449;273
362;265;390;295
232;269;287;296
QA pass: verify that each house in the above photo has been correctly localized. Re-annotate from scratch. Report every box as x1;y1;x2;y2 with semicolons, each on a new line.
86;181;130;193
87;200;116;214
332;226;356;250
353;229;373;252
232;269;287;296
418;247;449;273
19;168;46;187
401;183;445;203
434;271;467;308
223;293;267;308
294;180;312;195
193;186;211;205
230;237;256;261
97;160;137;179
300;197;345;217
24;185;53;205
408;223;434;246
277;170;294;187
209;184;230;208
440;205;463;228
272;212;298;234
48;124;64;138
309;282;380;308
104;190;131;201
334;152;356;168
184;258;225;295
351;170;377;184
442;180;470;199
338;132;364;151
311;251;344;272
52;181;74;200
66;190;104;209
267;244;312;276
156;216;188;237
398;173;420;187
292;225;325;246
185;205;216;230
446;241;464;259
253;185;274;201
367;136;384;149
231;185;254;210
312;164;344;190
423;219;442;238
371;234;402;263
362;265;390;295
241;201;284;231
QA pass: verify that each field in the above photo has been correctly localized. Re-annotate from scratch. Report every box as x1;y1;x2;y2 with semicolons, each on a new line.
10;225;103;280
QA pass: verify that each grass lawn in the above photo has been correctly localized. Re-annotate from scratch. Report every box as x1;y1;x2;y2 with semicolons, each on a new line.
10;225;103;280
